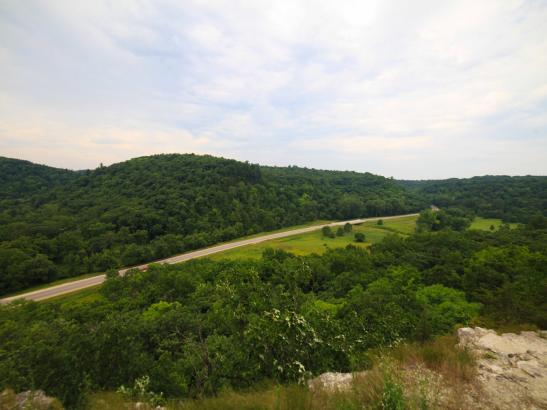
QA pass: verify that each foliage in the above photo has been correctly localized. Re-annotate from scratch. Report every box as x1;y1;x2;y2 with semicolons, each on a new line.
416;208;472;232
354;233;365;243
416;285;481;337
117;375;166;407
1;221;544;408
322;226;334;238
0;154;421;294
401;176;547;223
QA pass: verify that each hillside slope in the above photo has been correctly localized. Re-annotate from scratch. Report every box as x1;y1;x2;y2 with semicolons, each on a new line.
0;154;419;294
400;176;547;222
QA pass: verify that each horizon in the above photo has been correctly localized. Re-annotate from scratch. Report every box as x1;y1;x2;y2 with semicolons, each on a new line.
1;1;547;179
4;152;545;180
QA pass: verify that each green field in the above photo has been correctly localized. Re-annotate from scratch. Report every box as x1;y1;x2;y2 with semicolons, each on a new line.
469;217;519;231
45;285;104;307
209;215;418;260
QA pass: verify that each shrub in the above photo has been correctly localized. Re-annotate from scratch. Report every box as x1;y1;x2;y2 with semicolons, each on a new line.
354;233;365;243
322;226;334;238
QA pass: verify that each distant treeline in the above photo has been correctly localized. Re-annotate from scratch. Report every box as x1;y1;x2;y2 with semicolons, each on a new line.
400;176;547;222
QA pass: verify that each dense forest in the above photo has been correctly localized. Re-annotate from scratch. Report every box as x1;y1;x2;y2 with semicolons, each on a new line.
1;219;545;408
1;154;545;295
400;176;547;222
0;154;421;294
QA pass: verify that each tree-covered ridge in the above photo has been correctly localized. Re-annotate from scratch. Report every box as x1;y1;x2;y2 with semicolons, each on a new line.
400;175;547;222
1;222;544;408
0;154;419;295
0;157;77;200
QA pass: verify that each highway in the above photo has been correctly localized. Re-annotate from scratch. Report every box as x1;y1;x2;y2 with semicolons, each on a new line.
0;213;418;303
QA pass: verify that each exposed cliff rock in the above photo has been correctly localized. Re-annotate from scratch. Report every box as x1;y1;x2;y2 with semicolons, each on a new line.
458;327;547;410
0;389;63;410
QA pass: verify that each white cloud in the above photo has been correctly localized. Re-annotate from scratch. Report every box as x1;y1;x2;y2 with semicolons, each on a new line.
0;0;546;178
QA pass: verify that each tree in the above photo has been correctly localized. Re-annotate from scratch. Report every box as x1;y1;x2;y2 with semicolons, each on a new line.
377;219;384;226
343;223;352;233
354;233;365;243
322;226;334;238
337;194;364;219
336;227;345;237
416;284;481;337
416;209;437;232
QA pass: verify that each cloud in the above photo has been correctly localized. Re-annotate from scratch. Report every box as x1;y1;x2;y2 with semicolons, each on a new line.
0;0;546;178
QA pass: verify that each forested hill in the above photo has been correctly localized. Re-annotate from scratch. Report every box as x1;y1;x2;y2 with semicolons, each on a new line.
0;156;77;200
400;176;547;222
0;154;420;294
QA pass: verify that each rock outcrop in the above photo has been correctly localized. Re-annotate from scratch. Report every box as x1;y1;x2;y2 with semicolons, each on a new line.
458;327;547;410
0;389;63;410
308;371;367;392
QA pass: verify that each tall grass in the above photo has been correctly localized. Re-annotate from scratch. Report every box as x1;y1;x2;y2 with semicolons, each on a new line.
88;336;478;410
389;335;476;383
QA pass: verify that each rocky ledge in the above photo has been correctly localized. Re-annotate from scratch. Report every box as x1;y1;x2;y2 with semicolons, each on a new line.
458;327;547;409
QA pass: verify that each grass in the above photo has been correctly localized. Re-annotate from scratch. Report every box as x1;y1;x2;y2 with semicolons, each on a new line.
44;285;104;306
388;335;476;384
374;215;419;235
469;217;518;231
209;215;418;260
88;371;402;410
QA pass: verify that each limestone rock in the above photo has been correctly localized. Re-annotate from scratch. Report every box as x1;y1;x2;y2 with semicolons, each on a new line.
0;389;62;410
458;327;547;410
308;371;366;392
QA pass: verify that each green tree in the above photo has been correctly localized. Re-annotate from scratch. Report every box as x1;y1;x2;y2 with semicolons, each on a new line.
322;226;334;238
416;284;481;336
354;232;365;242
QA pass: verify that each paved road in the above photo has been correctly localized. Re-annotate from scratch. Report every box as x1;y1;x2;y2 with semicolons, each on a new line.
1;213;418;304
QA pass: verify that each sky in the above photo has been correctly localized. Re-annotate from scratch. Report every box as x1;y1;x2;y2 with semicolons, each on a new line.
1;0;546;179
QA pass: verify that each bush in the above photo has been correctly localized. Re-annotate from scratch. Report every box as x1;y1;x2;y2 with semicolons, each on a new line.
354;233;365;243
322;226;334;238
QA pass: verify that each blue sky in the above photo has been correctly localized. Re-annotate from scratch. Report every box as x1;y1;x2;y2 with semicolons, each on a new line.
0;0;546;178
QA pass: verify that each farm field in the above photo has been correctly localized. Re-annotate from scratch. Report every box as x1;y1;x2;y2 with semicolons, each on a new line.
209;214;418;260
469;217;519;231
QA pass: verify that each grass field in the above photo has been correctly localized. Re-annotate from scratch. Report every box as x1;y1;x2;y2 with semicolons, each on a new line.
45;285;104;306
209;215;418;260
469;217;519;231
